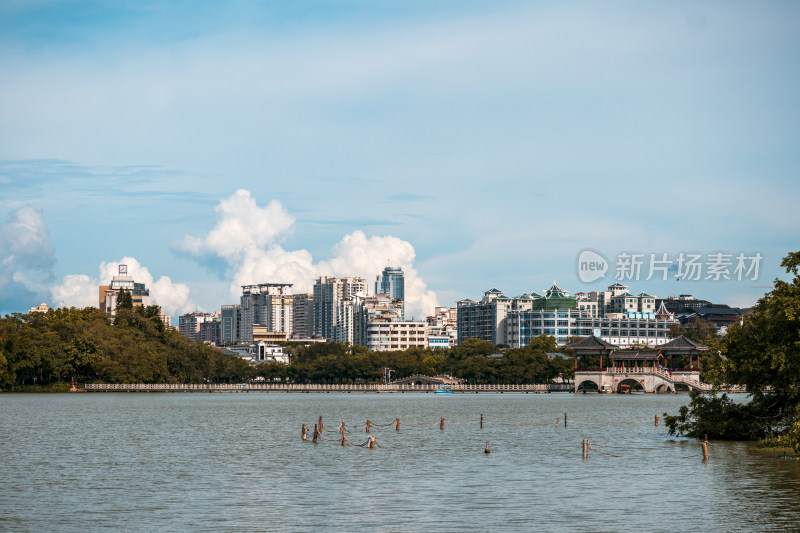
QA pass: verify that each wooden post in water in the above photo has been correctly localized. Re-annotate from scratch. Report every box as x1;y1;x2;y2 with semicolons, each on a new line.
366;420;371;433
565;413;567;428
480;413;483;429
367;436;376;449
396;418;400;432
582;439;589;459
312;423;318;443
340;422;346;434
340;433;346;446
318;416;323;433
302;424;308;440
701;441;709;461
655;414;659;427
440;417;445;430
484;441;491;454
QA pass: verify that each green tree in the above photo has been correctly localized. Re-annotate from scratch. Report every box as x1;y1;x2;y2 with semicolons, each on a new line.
664;251;800;451
115;289;133;311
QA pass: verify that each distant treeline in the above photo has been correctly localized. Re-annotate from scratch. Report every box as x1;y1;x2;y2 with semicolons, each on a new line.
0;306;252;391
0;305;574;390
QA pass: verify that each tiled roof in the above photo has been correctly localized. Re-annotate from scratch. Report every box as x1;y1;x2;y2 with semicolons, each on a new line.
659;335;709;350
564;335;619;351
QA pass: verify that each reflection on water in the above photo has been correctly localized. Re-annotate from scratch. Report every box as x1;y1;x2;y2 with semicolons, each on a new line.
1;393;798;532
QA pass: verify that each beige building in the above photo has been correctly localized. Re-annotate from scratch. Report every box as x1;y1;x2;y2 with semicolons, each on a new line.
366;320;428;351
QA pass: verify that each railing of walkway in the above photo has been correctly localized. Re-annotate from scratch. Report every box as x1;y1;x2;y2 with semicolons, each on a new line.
83;382;572;392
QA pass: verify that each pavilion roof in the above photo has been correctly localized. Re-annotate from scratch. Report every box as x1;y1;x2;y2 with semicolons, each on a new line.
660;335;708;351
564;335;619;351
655;301;672;315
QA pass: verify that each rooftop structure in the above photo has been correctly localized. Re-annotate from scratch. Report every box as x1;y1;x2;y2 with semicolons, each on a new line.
98;264;150;315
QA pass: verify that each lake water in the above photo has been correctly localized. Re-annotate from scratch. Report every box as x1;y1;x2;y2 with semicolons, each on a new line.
2;392;799;532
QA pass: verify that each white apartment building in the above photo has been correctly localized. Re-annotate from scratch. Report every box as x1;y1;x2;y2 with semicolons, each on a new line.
313;276;367;342
240;283;293;343
366;321;428;351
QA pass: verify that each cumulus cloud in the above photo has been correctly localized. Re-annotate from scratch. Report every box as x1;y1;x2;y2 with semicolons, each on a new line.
174;189;295;261
51;256;195;317
0;206;56;312
175;190;439;318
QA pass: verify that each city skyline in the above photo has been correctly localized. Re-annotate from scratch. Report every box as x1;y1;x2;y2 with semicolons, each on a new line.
2;1;799;319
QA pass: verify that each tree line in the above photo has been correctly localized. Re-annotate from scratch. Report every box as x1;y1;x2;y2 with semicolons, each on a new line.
0;305;252;391
257;335;573;385
0;304;574;391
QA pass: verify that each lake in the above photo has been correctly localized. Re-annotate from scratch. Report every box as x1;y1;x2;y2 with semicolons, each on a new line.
1;392;798;532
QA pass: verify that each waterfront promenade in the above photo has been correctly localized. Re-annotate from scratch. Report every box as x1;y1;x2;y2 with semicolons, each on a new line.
84;382;573;393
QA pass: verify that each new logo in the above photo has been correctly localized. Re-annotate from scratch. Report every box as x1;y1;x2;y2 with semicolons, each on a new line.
576;249;608;283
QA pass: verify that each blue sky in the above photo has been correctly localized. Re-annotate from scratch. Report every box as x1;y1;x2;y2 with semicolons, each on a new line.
1;0;798;319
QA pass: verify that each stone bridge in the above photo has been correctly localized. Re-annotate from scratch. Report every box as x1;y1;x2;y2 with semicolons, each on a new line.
575;368;712;394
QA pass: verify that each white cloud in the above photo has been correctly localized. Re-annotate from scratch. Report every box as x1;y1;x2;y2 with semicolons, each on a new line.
176;190;440;319
0;206;56;309
51;256;195;317
50;274;98;309
174;189;295;261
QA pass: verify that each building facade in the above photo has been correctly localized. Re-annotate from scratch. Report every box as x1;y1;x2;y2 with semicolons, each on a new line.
459;282;678;347
178;312;217;342
353;293;404;346
457;283;576;345
291;293;314;338
220;304;241;344
375;266;405;314
240;283;294;343
99;264;151;315
313;276;367;342
198;318;221;344
365;321;427;351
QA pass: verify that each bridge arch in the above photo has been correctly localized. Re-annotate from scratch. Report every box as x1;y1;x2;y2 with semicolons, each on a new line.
576;379;600;393
617;378;645;393
655;383;674;394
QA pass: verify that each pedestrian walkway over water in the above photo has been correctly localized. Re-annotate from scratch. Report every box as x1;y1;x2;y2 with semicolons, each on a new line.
83;383;574;393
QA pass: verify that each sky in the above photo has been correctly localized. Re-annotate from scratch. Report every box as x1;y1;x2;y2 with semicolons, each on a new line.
1;0;799;320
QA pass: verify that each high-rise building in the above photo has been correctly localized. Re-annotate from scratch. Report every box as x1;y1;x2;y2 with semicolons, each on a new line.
99;264;151;315
291;293;314;338
313;276;367;342
240;284;293;343
375;266;404;301
198;316;221;344
178;312;216;342
221;305;241;344
353;293;404;346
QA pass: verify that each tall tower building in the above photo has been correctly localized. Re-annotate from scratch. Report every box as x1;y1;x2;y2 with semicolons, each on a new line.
292;293;314;338
240;283;293;343
313;276;367;342
376;266;404;301
221;304;241;344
